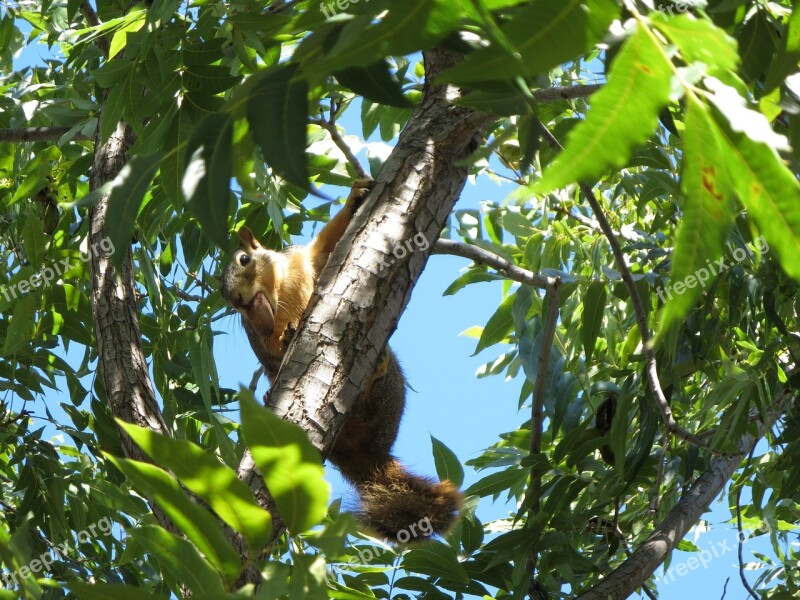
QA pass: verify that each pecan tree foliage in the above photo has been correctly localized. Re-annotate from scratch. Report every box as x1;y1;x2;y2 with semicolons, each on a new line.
0;0;798;598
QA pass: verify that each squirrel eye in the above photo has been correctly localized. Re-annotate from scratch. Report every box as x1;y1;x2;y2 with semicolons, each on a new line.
238;254;251;267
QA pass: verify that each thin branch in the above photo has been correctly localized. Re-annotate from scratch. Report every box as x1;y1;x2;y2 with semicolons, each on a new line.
172;287;203;302
80;0;110;55
554;206;644;242
311;117;371;180
576;393;790;599
530;285;560;462
185;270;214;295
433;239;559;289
0;126;90;143
249;366;264;395
736;448;759;599
527;282;560;584
611;523;658;600
534;118;709;449
648;439;668;523
533;83;602;103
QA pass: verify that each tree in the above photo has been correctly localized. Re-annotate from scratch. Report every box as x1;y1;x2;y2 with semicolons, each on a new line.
0;0;798;598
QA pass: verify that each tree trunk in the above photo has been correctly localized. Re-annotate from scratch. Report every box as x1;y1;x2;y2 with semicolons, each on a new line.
236;47;492;541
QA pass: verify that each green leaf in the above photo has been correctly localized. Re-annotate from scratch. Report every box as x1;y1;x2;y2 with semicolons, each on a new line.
239;391;330;533
160;106;193;205
68;582;166;600
129;526;225;594
107;7;146;59
474;292;516;354
708;97;800;281
430;436;464;487
308;0;460;74
247;64;308;188
658;97;732;335
581;282;606;363
118;422;272;548
463;467;526;498
2;293;37;356
183;112;233;248
105;151;162;269
653;13;739;72
106;455;241;580
737;10;775;82
534;25;673;192
22;212;47;270
183;64;242;95
401;542;470;583
441;0;618;83
334;60;412;108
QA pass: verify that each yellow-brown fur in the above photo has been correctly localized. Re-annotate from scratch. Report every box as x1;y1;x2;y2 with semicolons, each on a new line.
220;180;462;542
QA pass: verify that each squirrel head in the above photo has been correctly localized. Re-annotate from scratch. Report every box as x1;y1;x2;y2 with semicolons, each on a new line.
221;227;281;337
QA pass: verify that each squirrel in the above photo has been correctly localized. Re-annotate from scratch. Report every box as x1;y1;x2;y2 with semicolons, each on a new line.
220;179;463;543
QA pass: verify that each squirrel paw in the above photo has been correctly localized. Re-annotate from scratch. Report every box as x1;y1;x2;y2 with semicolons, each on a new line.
281;324;297;352
347;178;374;212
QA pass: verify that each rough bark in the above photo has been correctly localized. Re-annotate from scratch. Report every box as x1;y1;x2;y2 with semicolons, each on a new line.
87;120;176;532
236;48;492;526
273;49;489;447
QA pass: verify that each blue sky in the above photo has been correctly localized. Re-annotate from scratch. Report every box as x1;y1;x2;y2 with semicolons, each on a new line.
8;9;787;599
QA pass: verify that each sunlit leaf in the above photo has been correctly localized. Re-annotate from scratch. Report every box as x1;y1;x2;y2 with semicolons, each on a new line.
534;25;673;192
239;391;329;533
118;421;272;548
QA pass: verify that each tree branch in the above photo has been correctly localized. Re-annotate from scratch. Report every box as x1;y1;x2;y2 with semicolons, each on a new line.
235;50;492;551
433;239;559;289
0;126;90;143
535;119;708;449
528;283;560;583
87;119;176;531
311;117;371;180
575;398;788;599
532;83;602;102
80;0;110;55
736;449;759;599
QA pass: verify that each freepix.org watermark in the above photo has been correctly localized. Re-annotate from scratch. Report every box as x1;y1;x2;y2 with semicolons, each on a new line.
319;0;372;19
656;237;769;303
0;237;115;304
376;232;430;272
655;525;773;586
1;517;113;587
657;1;691;17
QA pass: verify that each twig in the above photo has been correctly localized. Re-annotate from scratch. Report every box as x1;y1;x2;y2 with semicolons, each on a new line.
433;239;559;289
736;448;759;599
249;366;264;394
527;282;560;579
310;117;371;180
0;127;90;143
575;392;791;599
533;84;602;103
172;287;203;302
267;0;303;14
534;118;709;449
185;270;214;295
80;0;110;55
648;438;668;523
554;206;643;242
530;285;560;462
720;577;729;600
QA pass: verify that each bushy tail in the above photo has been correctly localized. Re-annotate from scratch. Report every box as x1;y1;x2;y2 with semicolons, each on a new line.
355;457;463;543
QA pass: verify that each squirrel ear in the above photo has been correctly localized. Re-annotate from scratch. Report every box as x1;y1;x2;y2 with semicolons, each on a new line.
238;227;262;251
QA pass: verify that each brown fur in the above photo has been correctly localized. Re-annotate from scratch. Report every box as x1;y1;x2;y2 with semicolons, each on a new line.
220;179;463;542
